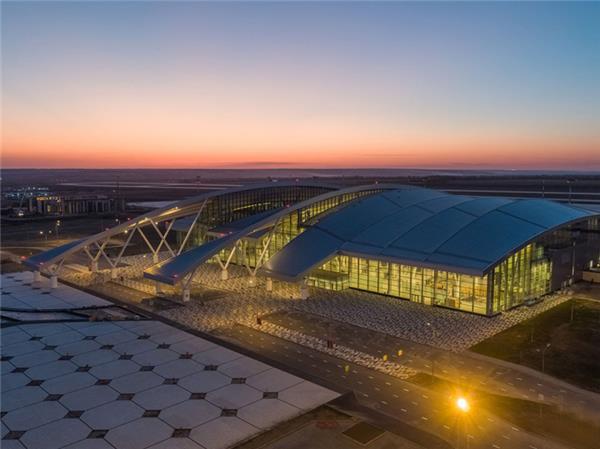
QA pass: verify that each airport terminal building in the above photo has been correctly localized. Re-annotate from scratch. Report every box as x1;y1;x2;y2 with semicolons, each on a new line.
27;183;600;316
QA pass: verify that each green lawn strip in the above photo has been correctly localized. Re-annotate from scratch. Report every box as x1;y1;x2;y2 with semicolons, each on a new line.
471;298;600;392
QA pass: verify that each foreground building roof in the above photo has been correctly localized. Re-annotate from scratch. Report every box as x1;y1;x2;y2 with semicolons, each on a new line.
262;187;596;280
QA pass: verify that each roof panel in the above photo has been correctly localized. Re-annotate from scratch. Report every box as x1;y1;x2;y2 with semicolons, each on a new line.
144;235;238;285
262;228;343;280
454;197;513;216
23;239;86;270
497;199;590;229
390;208;477;253
351;207;432;248
317;195;400;240
381;188;445;208
416;195;472;213
436;211;546;264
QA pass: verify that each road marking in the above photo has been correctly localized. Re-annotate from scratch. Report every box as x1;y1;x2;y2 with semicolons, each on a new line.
385;382;391;386
381;400;388;405
392;394;399;398
502;434;510;440
403;388;409;392
443;425;450;430
511;427;519;432
422;394;429;399
400;408;407;413
421;416;428;421
411;401;418;406
492;445;501;448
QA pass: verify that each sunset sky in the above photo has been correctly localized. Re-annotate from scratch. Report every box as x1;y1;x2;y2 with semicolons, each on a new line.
2;1;599;170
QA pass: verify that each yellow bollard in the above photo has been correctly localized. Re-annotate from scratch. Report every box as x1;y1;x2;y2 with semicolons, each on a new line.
344;365;350;374
398;349;403;357
382;354;388;362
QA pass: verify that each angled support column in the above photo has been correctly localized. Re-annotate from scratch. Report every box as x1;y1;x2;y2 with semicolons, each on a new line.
215;244;238;281
137;227;158;260
151;219;176;257
177;201;207;255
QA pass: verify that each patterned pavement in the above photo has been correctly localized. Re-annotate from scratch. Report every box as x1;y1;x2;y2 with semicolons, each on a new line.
1;273;339;449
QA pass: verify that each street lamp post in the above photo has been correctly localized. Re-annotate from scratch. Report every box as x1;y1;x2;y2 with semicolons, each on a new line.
541;343;551;373
426;322;436;376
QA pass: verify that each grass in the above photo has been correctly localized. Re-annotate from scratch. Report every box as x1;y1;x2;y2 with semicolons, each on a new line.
471;298;600;392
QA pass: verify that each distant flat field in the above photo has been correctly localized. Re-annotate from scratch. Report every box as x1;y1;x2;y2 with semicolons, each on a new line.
471;298;600;392
59;181;240;190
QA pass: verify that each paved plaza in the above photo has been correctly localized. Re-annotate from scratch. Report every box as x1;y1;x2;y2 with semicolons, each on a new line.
1;272;339;449
150;264;570;351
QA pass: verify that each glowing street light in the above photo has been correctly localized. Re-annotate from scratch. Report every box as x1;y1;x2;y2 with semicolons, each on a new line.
456;397;470;413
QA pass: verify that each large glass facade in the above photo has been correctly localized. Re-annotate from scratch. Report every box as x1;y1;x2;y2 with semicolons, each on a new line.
199;187;384;267
491;243;552;313
267;188;383;256
304;242;553;315
176;185;333;250
318;255;490;314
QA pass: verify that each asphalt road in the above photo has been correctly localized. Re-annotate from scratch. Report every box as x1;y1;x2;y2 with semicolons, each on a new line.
216;324;569;449
264;310;600;422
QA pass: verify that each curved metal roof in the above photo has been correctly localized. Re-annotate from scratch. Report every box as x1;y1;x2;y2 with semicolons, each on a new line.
24;181;338;271
262;188;599;280
142;184;398;284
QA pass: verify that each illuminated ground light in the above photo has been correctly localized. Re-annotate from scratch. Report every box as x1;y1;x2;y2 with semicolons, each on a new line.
456;397;470;413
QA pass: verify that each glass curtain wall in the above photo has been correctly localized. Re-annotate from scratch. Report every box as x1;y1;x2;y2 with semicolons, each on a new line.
196;187;384;269
308;242;553;315
316;255;489;314
492;243;551;312
177;185;332;250
267;189;383;256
